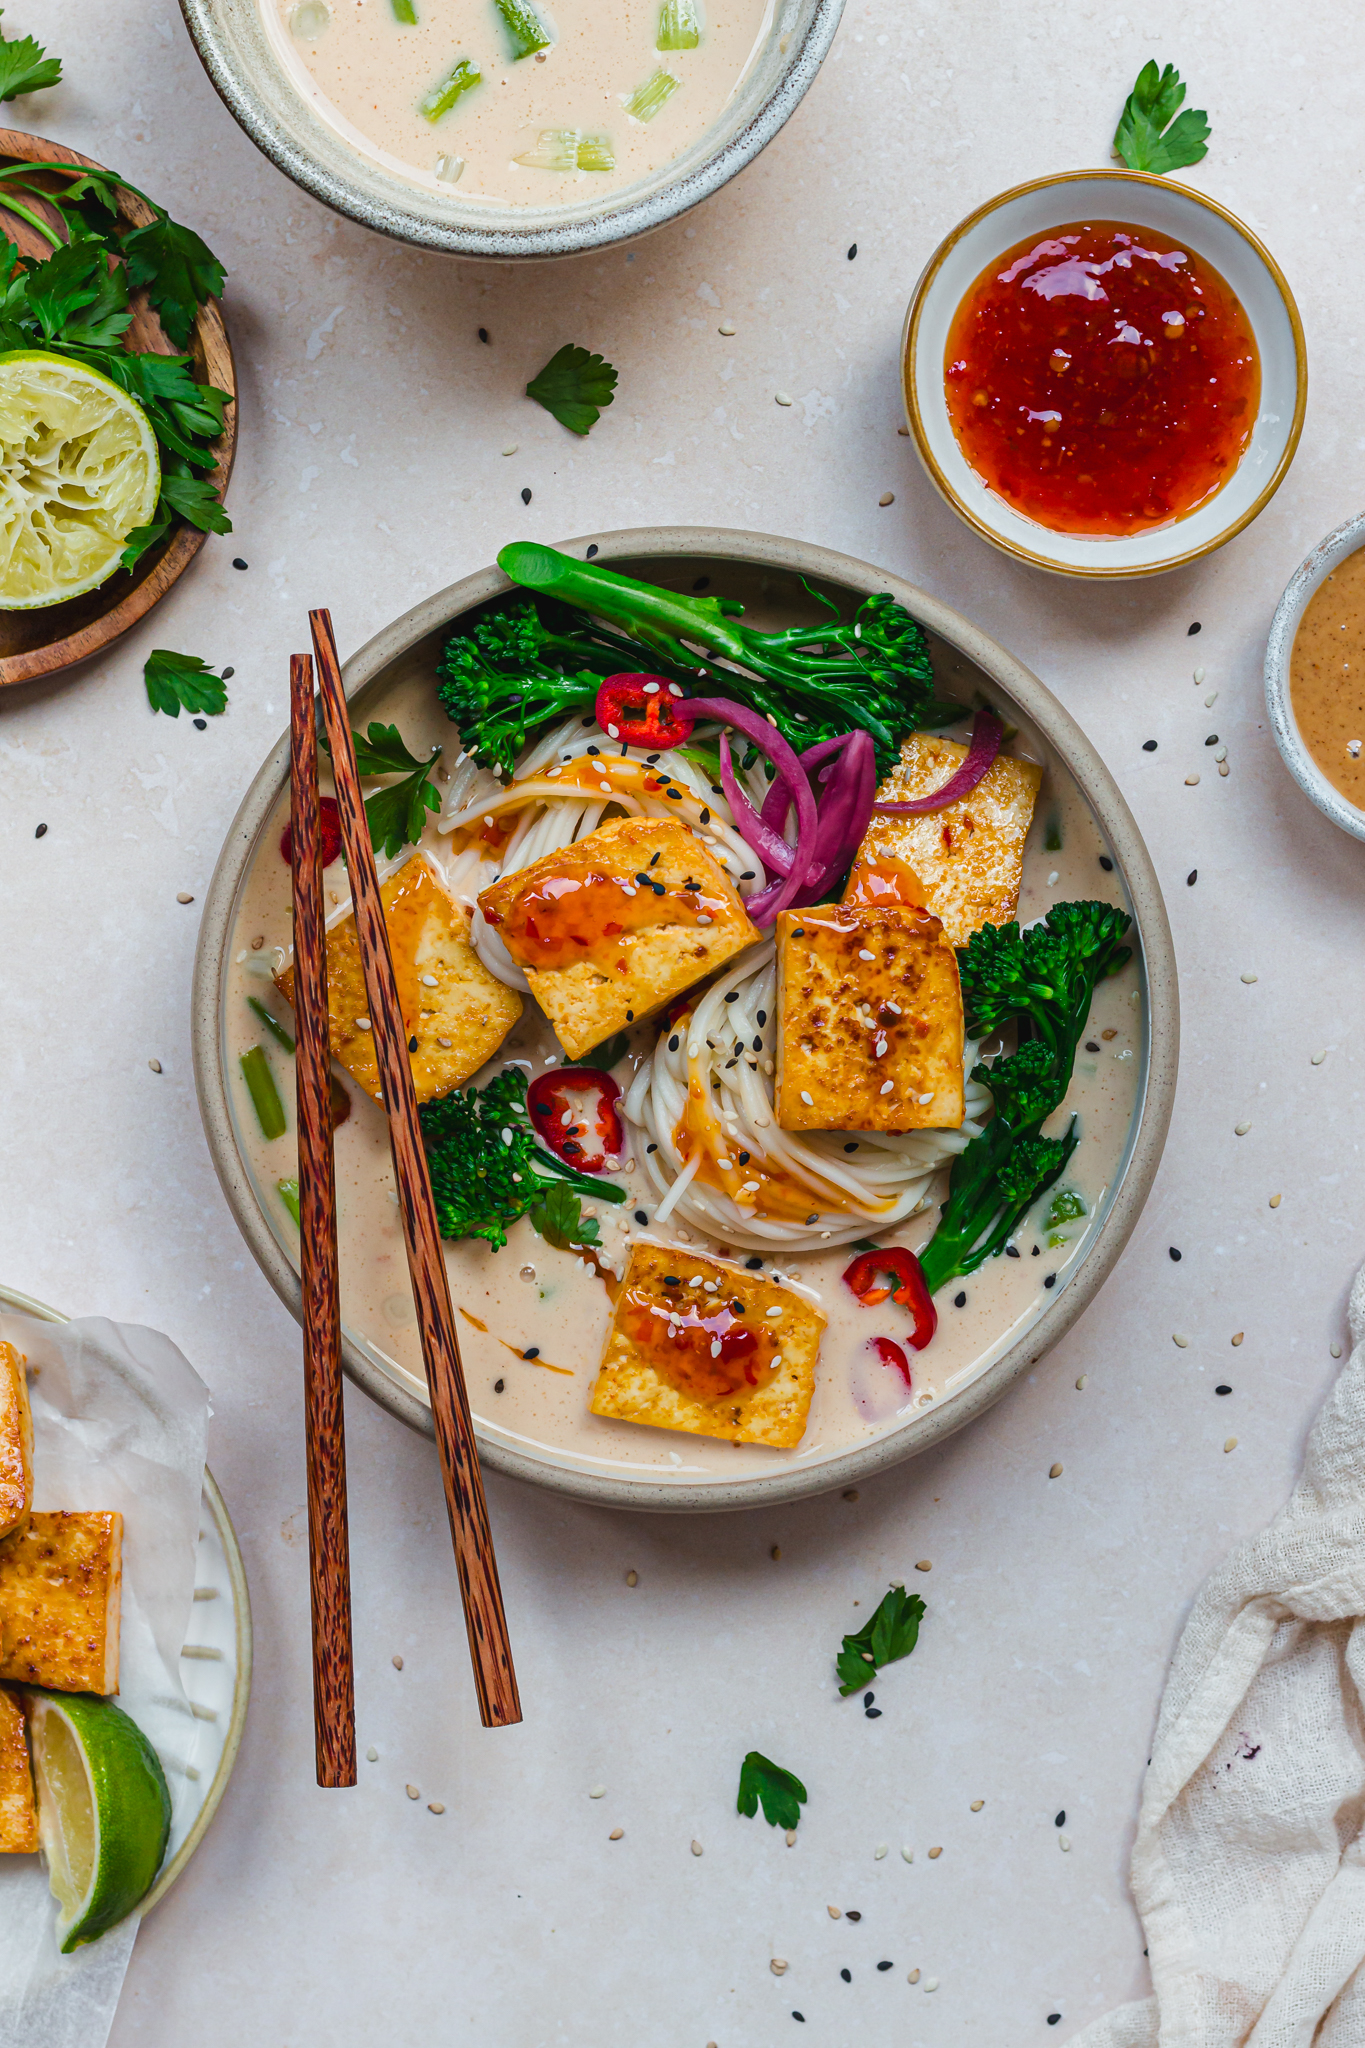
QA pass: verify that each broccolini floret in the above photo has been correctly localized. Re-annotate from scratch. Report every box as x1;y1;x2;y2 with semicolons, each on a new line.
419;1067;625;1249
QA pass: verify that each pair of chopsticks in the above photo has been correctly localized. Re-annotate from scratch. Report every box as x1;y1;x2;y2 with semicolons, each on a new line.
288;613;521;1788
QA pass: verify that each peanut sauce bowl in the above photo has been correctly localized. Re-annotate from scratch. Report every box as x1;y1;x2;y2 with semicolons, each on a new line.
192;529;1178;1512
1264;508;1365;843
903;169;1307;581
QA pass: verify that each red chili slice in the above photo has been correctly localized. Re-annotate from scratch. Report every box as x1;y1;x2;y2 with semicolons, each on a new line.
595;674;696;750
842;1246;938;1352
527;1068;624;1175
869;1336;913;1389
281;795;342;869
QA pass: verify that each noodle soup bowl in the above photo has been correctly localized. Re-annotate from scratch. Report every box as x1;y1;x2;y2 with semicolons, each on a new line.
193;529;1177;1511
903;169;1307;580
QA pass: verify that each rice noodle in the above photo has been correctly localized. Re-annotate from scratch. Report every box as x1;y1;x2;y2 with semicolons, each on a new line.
623;940;990;1253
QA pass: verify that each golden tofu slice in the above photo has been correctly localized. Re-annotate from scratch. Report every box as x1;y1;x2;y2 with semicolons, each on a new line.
0;1687;35;1853
775;904;965;1133
590;1241;825;1449
479;816;758;1061
844;735;1042;946
278;854;522;1106
0;1342;32;1541
0;1511;123;1696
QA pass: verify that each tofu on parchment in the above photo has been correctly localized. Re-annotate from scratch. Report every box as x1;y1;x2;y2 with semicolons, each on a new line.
591;1243;826;1449
0;1511;123;1696
844;734;1042;947
478;816;758;1061
0;1342;32;1540
0;1686;35;1854
278;854;521;1106
775;904;965;1133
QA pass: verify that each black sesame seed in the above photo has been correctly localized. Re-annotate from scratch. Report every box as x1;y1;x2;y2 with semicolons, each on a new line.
408;1035;419;1053
493;1378;505;1392
1169;1247;1182;1261
845;1911;861;1922
222;666;235;679
478;326;490;342
646;1142;658;1154
664;1275;680;1286
1216;1384;1232;1396
33;822;47;838
649;852;662;867
1032;1245;1040;1256
1187;868;1198;885
840;1968;851;1983
1085;1040;1100;1053
665;787;682;800
863;1691;874;1706
740;870;756;881
668;1035;680;1051
752;1037;763;1053
843;1142;858;1153
865;1707;882;1718
1205;733;1219;746
1142;739;1158;752
847;242;858;259
756;1010;767;1025
1044;1273;1056;1289
693;575;711;591
523;1346;540;1359
521;487;532;504
792;2014;805;2024
745;1256;763;1269
725;991;739;1002
699;807;711;823
954;1290;967;1308
586;543;598;558
625;1009;635;1022
634;1209;648;1225
1099;855;1114;872
581;715;595;726
1048;2016;1061;2027
792;927;804;937
193;718;207;730
1006;1243;1020;1257
1188;621;1201;635
232;557;248;570
876;1960;893;1972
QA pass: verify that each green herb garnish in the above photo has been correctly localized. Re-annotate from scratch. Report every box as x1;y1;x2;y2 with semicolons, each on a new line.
348;721;443;859
391;0;418;20
736;1752;807;1831
239;1045;286;1141
494;0;552;60
0;11;61;101
419;57;481;121
277;1177;301;1227
917;902;1132;1294
420;1067;625;1249
526;343;619;436
624;69;680;122
527;1181;602;1252
143;649;227;718
248;996;296;1054
836;1587;926;1696
656;0;700;51
1113;61;1209;175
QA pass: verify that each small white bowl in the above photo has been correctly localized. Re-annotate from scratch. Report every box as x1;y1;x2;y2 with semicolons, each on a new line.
902;169;1307;580
1265;509;1365;842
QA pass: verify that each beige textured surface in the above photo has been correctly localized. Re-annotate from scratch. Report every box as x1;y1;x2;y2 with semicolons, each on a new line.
1;0;1363;2040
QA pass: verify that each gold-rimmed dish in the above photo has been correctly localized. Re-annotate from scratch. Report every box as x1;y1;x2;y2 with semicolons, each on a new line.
902;168;1306;581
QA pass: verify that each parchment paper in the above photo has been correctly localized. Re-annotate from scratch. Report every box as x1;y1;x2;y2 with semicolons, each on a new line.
0;1313;210;2048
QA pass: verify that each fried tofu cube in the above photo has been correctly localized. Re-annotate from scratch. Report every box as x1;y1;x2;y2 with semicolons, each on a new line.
478;816;758;1061
0;1343;32;1541
775;904;964;1133
590;1242;825;1449
0;1687;35;1853
278;854;521;1106
844;735;1042;946
0;1512;123;1696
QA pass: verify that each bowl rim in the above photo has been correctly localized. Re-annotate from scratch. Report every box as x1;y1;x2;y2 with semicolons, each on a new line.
178;0;845;260
1264;507;1365;843
191;526;1179;1513
900;167;1308;582
0;1282;253;1917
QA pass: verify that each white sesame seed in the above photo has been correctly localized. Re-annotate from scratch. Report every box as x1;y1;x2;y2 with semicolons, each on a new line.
718;320;736;335
1173;1333;1190;1348
1047;870;1059;886
858;948;875;960
365;1745;378;1761
1205;691;1218;707
148;1058;162;1073
429;1801;445;1814
1058;1835;1071;1852
691;1839;704;1855
907;1967;921;1982
1224;1437;1238;1453
827;1905;841;1919
874;1843;888;1858
765;1305;783;1318
1214;746;1227;763
356;1016;372;1030
176;889;194;904
589;1785;606;1798
1235;1121;1251;1135
1269;1192;1282;1209
901;1846;914;1862
1218;761;1230;776
609;1828;624;1840
406;1784;420;1800
924;1977;939;1991
1312;1050;1328;1065
437;1037;452;1048
1240;973;1258;984
918;1092;933;1105
880;1081;894;1095
775;391;793;406
392;1654;403;1669
971;1800;984;1812
800;1090;814;1105
878;491;895;506
770;1958;788;1975
1076;1374;1088;1389
1186;774;1200;786
1331;1342;1343;1360
421;973;438;987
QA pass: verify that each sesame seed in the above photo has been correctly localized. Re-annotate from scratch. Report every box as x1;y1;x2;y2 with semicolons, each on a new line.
1186;774;1200;786
914;1559;931;1572
878;491;895;507
392;1654;403;1669
1187;869;1198;885
907;1967;921;1981
1232;1332;1244;1347
1235;1121;1251;1135
589;1785;606;1798
786;1828;797;1846
1312;1050;1328;1065
1170;1246;1182;1261
609;1827;624;1840
406;1784;420;1800
1224;1438;1238;1453
771;1545;781;1559
924;1977;939;1990
1216;1384;1232;1395
1173;1334;1190;1349
718;320;736;335
879;1081;894;1095
176;890;194;904
1142;739;1157;752
148;1058;162;1073
770;1959;788;1975
827;1905;841;1919
953;1291;966;1308
800;1090;814;1105
1058;1835;1070;1852
1241;972;1257;984
874;1842;888;1858
428;1801;445;1814
1049;1461;1063;1478
775;391;793;406
1076;1374;1088;1389
365;1746;378;1761
927;1846;942;1859
691;1839;703;1855
843;1488;860;1501
858;948;875;960
971;1799;984;1811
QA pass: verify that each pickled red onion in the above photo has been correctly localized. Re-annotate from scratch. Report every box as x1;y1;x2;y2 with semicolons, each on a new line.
872;707;1003;814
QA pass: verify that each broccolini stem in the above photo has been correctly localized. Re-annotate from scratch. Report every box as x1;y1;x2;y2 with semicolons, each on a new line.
240;1045;286;1142
494;0;552;59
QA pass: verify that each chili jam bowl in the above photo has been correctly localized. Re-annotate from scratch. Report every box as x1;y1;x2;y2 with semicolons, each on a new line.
903;170;1306;580
192;529;1177;1514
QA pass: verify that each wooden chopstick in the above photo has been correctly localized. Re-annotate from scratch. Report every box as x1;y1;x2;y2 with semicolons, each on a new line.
308;608;522;1731
288;650;357;1788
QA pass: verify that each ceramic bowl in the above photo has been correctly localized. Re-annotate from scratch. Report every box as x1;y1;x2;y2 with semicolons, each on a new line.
192;527;1178;1513
1265;509;1365;842
902;169;1307;581
179;0;843;260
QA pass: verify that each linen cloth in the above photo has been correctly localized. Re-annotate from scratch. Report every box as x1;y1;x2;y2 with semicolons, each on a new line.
1075;1258;1365;2046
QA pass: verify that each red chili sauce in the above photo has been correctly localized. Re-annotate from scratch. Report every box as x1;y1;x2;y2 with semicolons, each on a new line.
618;1285;778;1403
484;866;725;972
943;220;1260;537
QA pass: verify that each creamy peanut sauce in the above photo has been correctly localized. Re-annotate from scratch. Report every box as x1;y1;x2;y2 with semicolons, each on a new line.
1289;547;1365;810
260;0;774;206
223;664;1142;1489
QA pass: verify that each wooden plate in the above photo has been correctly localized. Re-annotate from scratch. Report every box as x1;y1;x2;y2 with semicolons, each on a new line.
0;128;237;688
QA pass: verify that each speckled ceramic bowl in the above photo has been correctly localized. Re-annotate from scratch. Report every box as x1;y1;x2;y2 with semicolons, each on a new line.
192;529;1178;1513
179;0;843;259
903;169;1307;580
1265;509;1365;843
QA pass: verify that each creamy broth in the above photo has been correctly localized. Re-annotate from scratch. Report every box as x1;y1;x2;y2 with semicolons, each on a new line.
1290;546;1365;811
224;650;1142;1489
261;0;774;205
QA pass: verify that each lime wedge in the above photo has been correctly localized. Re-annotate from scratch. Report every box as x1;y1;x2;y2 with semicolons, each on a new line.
0;349;160;611
25;1689;171;1951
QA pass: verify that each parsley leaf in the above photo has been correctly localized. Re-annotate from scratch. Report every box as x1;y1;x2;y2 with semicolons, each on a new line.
526;343;618;436
357;727;443;859
120;212;227;352
23;240;109;343
527;1182;602;1251
144;649;227;719
736;1752;807;1832
1113;61;1210;175
350;720;431;776
836;1586;925;1696
0;12;61;100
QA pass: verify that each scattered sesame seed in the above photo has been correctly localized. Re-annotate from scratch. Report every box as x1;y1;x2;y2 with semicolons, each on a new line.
907;1968;921;1983
1044;1274;1056;1289
828;1905;841;1919
1076;1373;1088;1390
770;1958;789;1975
1170;1247;1182;1262
1312;1050;1328;1065
1186;774;1200;786
1187;869;1197;885
1099;855;1114;871
392;1654;403;1670
1216;1384;1232;1396
843;1488;859;1501
841;1968;852;1982
232;557;248;570
1049;1463;1063;1479
848;242;858;259
771;1545;781;1560
521;487;532;504
1331;1341;1344;1360
914;1559;931;1572
874;1842;888;1858
970;1799;984;1812
148;1058;162;1073
786;1828;797;1846
718;320;736;335
589;1785;606;1798
800;1090;814;1105
878;492;895;507
625;1570;638;1586
406;1784;420;1799
1224;1438;1238;1453
365;1746;378;1761
1055;1810;1066;1826
1173;1334;1190;1349
775;391;793;406
1232;1332;1244;1346
428;1801;445;1814
1241;972;1258;984
927;1846;942;1860
1269;1193;1282;1209
609;1827;624;1840
493;1378;504;1393
176;889;194;904
1142;739;1157;752
691;1840;703;1856
34;822;47;838
1058;1834;1071;1851
1235;1122;1251;1135
953;1290;966;1308
1218;761;1230;776
924;1976;939;1990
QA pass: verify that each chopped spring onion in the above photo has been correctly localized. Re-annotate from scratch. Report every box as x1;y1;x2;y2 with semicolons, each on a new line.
516;130;616;172
240;1046;286;1142
657;0;701;50
248;996;296;1055
624;68;681;121
288;0;330;37
419;57;481;122
435;153;465;183
494;0;552;59
390;0;417;21
277;1178;301;1228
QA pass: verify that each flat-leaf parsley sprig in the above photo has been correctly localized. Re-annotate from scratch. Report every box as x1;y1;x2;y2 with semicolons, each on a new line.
1113;61;1209;175
526;343;618;436
347;721;444;860
143;649;228;719
736;1752;807;1832
0;10;61;100
836;1586;926;1696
